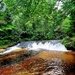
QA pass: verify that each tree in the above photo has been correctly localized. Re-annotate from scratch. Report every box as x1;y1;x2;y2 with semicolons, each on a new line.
0;0;17;45
61;0;75;50
4;0;65;40
1;0;75;49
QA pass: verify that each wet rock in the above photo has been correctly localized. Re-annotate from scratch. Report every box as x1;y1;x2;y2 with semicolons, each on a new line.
0;49;5;52
0;50;75;75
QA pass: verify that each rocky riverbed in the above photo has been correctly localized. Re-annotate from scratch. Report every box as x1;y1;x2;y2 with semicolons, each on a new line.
0;41;75;75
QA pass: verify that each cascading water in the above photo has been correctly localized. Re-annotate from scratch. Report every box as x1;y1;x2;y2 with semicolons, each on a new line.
0;46;21;55
0;40;68;55
27;41;67;51
0;40;75;75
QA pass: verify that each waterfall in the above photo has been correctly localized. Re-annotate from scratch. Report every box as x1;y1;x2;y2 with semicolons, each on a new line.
27;41;67;51
0;40;68;55
0;46;21;55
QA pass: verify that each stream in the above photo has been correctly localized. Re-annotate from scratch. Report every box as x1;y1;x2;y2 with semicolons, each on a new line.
0;40;75;75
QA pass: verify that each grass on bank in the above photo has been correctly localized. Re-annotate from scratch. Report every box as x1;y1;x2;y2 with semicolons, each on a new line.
0;41;19;49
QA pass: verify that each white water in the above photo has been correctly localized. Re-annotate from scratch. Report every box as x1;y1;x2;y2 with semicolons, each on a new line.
0;46;21;55
0;41;68;55
27;42;67;51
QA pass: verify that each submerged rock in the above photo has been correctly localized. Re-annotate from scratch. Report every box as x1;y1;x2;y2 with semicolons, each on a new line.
0;50;75;75
0;40;74;75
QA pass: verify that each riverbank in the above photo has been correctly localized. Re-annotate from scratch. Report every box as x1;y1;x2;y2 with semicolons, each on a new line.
0;41;19;49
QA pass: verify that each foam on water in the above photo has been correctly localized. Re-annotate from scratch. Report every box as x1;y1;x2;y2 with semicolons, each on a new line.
0;46;21;55
27;41;67;51
0;41;68;55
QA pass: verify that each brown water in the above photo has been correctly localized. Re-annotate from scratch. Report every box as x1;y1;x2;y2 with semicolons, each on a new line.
0;41;75;75
0;50;75;75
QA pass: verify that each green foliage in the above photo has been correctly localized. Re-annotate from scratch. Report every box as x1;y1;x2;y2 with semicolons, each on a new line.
4;0;58;40
0;1;17;46
0;0;75;50
62;36;75;50
61;17;72;34
4;0;17;9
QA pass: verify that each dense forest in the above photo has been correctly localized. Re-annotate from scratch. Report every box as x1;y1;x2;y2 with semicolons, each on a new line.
0;0;75;50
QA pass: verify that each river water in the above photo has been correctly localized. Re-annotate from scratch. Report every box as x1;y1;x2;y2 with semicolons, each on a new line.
0;40;68;55
0;40;75;75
